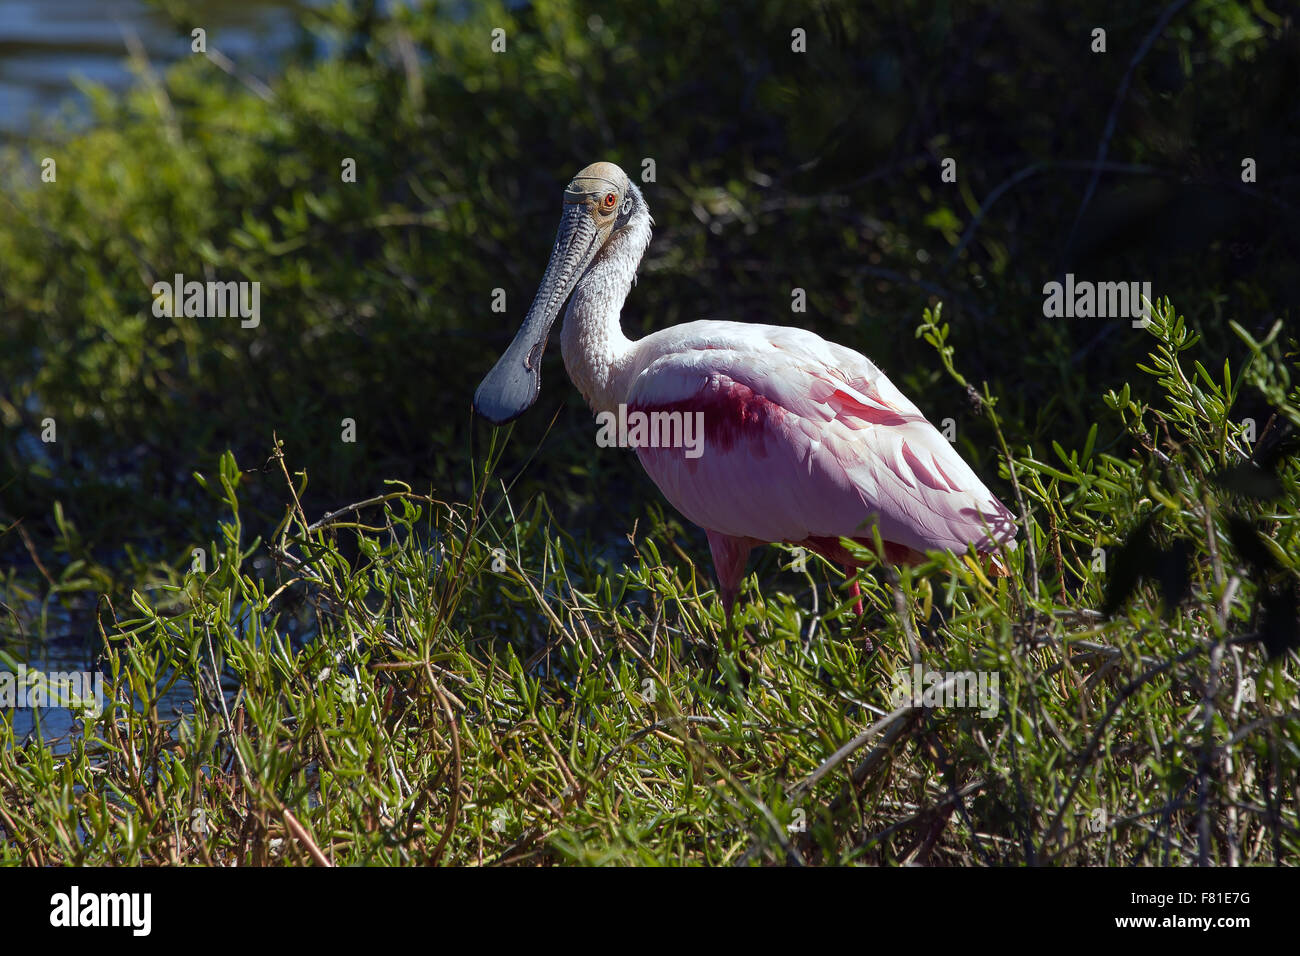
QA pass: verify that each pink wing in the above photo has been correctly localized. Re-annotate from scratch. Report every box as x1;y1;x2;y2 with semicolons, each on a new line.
623;322;1017;557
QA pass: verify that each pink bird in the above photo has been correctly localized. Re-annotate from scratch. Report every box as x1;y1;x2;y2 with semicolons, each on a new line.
474;162;1017;624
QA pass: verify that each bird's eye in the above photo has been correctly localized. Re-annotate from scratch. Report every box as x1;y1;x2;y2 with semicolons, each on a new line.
603;192;618;209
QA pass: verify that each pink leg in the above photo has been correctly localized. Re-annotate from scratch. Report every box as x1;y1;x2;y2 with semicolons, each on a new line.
844;568;873;653
847;576;864;616
705;530;754;627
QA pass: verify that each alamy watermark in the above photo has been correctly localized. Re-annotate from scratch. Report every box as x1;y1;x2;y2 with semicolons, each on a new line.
890;665;1000;717
1;664;104;717
151;273;260;328
50;886;150;936
595;403;705;459
1042;274;1152;327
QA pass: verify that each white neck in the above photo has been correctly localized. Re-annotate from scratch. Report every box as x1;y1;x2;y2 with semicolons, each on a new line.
560;204;652;414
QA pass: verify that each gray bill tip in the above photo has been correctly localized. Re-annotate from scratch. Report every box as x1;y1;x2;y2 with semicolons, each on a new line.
473;361;540;425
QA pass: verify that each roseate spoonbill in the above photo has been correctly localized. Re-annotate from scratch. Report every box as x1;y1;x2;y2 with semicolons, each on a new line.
474;161;1017;624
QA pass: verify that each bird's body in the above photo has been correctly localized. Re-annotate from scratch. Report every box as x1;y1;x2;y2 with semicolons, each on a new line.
475;161;1017;621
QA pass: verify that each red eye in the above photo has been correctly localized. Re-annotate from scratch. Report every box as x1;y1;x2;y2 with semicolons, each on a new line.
603;192;617;208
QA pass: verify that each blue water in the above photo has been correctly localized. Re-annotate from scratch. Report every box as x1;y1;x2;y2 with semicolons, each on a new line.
0;0;314;138
0;0;319;739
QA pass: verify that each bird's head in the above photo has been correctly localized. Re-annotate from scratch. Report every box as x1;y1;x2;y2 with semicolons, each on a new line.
473;161;644;425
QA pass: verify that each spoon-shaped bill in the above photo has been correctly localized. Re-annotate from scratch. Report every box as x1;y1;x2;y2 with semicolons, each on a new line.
473;204;601;425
